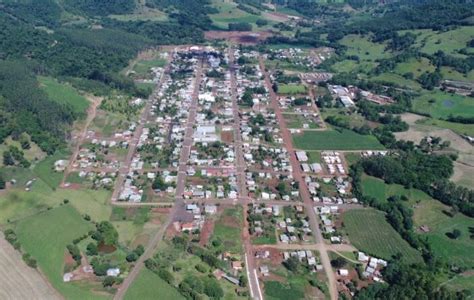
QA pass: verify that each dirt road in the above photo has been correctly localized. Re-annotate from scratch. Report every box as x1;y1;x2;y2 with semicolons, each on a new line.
114;59;204;300
260;56;339;300
0;233;61;300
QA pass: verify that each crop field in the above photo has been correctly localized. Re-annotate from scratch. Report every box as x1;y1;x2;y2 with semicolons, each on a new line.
38;76;89;115
361;175;433;205
343;209;422;264
412;90;474;119
15;205;108;300
124;269;184;300
339;34;391;61
413;200;474;268
293;129;384;150
277;84;307;95
0;232;60;299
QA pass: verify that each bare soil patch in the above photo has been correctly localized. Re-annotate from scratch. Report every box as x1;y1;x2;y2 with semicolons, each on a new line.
205;31;273;44
199;219;214;246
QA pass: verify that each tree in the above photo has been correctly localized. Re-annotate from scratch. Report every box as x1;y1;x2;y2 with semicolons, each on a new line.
86;242;98;256
93;221;118;246
126;252;138;262
102;276;116;287
449;229;461;239
331;257;347;268
0;175;5;190
204;278;224;299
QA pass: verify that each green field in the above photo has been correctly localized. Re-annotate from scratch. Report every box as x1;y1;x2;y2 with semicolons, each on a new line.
332;59;376;74
209;0;264;30
124;269;184;300
283;113;318;129
211;207;243;253
445;274;474;298
343;209;422;263
413;200;474;268
403;27;474;58
361;175;433;205
440;67;474;83
417;117;474;136
293;129;384;150
373;72;421;90
412;90;474;119
340;34;391;61
38;76;89;115
15;205;108;299
32;150;70;190
394;57;435;78
277;84;307;95
132;58;167;77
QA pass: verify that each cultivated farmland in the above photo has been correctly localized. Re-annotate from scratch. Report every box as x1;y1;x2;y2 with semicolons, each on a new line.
343;209;422;264
293;129;384;150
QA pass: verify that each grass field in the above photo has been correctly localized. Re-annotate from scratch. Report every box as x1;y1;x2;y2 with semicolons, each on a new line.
15;205;109;300
332;59;376;74
293;129;384;150
209;0;265;30
361;175;433;205
403;27;474;58
417;117;474;137
413;200;474;268
373;73;421;90
412;90;474;119
32;150;70;190
343;209;422;263
124;269;184;300
38;76;89;115
445;274;474;298
394;57;435;78
0;136;46;167
340;34;391;61
440;67;474;83
132;58;166;77
277;84;307;95
283;113;318;129
211;207;243;253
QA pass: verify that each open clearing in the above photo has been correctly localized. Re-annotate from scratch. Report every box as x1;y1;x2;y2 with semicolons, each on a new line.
412;90;474;119
124;268;184;300
15;205;109;300
413;200;474;268
343;209;422;264
38;76;90;115
361;175;433;205
0;232;60;300
340;34;391;61
293;129;384;150
396;113;474;188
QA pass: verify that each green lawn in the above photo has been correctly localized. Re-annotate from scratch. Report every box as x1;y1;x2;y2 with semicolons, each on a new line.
343;209;422;264
15;205;108;299
38;76;89;115
412;90;474;119
293;129;384;151
361;175;433;205
277;84;307;95
413;200;474;268
124;269;184;300
32;151;70;190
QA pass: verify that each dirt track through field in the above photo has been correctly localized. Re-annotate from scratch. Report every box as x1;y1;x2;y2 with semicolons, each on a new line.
0;233;61;300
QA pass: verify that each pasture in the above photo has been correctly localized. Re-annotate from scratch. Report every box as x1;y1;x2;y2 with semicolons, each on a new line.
124;269;184;300
32;150;70;190
293;129;384;150
343;209;422;264
361;175;433;205
277;84;307;95
38;76;89;115
373;73;421;90
412;90;474;119
15;205;108;300
339;34;391;61
413;200;474;268
394;57;435;78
